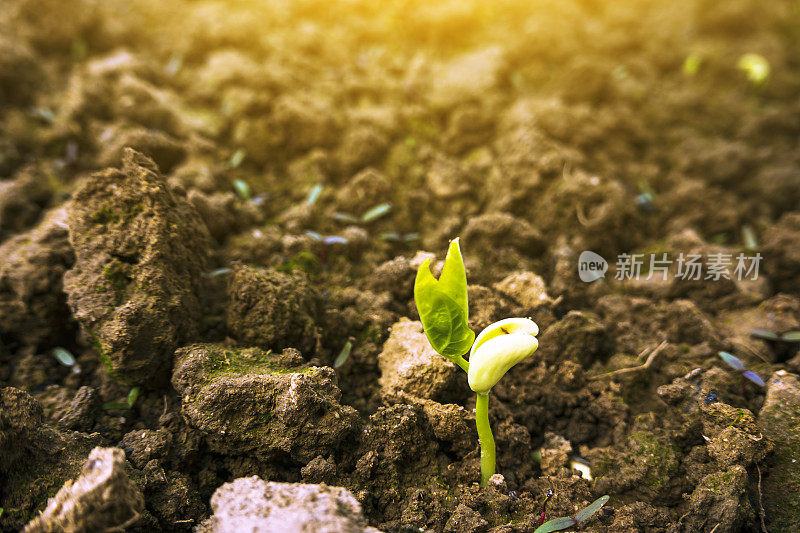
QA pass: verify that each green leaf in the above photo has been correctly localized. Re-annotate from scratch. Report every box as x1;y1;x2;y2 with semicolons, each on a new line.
749;329;780;341
334;341;353;369
534;517;576;533
575;495;610;524
103;401;130;410
306;184;324;205
52;347;76;366
233;179;251;200
361;203;392;223
782;331;800;343
718;351;744;371
126;387;140;408
414;238;475;359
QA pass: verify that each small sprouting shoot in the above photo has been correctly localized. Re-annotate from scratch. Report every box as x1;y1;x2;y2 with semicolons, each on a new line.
334;340;353;369
534;495;610;533
233;179;251;200
414;238;539;485
228;149;246;168
306;183;324;205
103;387;140;411
749;329;800;343
361;203;392;223
53;347;81;374
332;202;393;225
380;232;419;243
749;328;800;363
737;53;770;87
718;351;765;388
683;52;703;76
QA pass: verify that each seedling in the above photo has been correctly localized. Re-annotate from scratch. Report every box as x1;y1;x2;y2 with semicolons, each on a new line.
534;495;610;533
737;53;770;87
380;232;419;243
741;225;758;252
103;387;140;411
415;238;539;485
233;179;251;200
749;329;800;362
306;183;324;205
718;352;765;392
228;149;246;168
683;52;704;76
52;347;81;374
333;203;393;225
334;340;353;369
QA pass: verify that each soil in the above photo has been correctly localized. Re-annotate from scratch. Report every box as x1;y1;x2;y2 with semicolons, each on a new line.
2;0;800;532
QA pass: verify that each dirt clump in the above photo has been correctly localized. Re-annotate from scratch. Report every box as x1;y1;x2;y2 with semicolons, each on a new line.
63;149;210;387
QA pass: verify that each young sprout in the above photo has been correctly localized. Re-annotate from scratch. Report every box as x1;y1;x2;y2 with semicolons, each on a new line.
534;495;610;533
228;149;246;168
748;329;800;363
718;351;765;389
741;225;758;252
737;53;770;87
233;179;251;200
334;340;353;369
306;183;324;205
415;238;539;485
683;52;704;76
361;203;392;223
103;387;140;411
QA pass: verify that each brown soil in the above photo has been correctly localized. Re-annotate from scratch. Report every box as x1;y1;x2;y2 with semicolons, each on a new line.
2;0;800;531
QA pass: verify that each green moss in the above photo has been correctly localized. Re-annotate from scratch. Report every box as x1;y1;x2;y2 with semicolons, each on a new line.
198;345;316;382
90;204;120;225
628;430;680;489
277;250;319;275
102;261;132;305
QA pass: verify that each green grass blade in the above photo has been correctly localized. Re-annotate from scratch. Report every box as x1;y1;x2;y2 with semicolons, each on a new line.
534;517;576;533
575;495;610;524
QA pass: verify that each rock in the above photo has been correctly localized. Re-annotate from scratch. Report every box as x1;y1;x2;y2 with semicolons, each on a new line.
430;47;506;109
22;447;144;533
0;208;74;350
537;311;609;367
334;167;392;214
63;149;211;387
493;271;552;310
0;33;42;107
461;213;546;282
187;190;263;243
443;504;488;533
0;387;103;531
366;256;415;302
0;165;52;240
680;466;754;532
56;386;100;433
172;344;359;462
118;428;172;469
759;371;800;532
96;126;187;173
198;476;380;533
700;402;769;469
301;456;337;485
226;264;321;355
378;319;463;403
539;433;573;476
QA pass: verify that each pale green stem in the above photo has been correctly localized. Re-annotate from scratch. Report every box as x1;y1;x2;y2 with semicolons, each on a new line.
452;354;469;373
475;392;495;485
